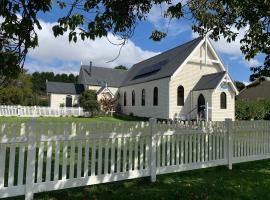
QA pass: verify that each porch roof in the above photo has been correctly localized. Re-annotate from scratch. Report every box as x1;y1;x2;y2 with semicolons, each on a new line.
193;71;226;91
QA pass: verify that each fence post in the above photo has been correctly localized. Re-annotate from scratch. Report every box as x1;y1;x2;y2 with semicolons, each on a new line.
17;105;21;116
149;118;157;182
225;118;233;170
25;119;37;200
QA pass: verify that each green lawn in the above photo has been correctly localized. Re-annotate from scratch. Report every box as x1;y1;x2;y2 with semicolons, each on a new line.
0;115;146;123
8;159;270;200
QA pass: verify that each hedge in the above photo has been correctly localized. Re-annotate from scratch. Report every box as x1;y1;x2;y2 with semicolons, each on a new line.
236;100;270;120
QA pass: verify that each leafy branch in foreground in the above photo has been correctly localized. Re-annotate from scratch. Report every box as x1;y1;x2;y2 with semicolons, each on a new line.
1;0;270;80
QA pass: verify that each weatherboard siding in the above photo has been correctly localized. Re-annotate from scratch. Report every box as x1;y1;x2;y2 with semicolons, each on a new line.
50;94;79;107
119;78;170;119
169;45;221;119
211;89;235;121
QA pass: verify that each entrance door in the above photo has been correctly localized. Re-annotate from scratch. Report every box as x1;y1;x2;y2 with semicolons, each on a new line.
197;94;205;119
66;95;72;107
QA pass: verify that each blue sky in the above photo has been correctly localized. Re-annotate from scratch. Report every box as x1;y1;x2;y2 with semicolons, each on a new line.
24;3;264;84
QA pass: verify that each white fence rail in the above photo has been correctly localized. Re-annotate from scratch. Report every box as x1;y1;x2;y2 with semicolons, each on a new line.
0;105;85;117
0;119;270;199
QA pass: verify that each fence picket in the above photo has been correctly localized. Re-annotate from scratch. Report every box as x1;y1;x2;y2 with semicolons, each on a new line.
18;123;26;185
84;124;90;177
98;124;103;175
69;123;76;179
128;131;133;171
134;132;139;170
0;123;7;188
77;123;83;178
62;123;69;180
54;123;60;181
162;135;166;166
46;123;53;182
104;124;110;174
139;132;144;170
8;123;16;186
91;124;97;175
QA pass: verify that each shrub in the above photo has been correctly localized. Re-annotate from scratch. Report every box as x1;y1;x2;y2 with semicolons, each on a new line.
236;100;270;120
79;90;100;117
99;94;116;113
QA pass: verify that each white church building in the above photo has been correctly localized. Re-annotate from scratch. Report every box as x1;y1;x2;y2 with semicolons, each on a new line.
47;37;238;121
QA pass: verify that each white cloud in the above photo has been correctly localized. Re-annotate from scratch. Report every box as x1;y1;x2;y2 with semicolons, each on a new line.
243;81;250;85
240;58;261;68
147;1;190;37
26;20;158;73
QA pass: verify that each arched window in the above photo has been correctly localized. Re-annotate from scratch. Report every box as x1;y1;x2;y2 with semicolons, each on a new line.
124;92;127;106
66;95;72;107
220;92;227;109
177;85;184;106
132;90;135;106
153;87;158;106
141;89;145;106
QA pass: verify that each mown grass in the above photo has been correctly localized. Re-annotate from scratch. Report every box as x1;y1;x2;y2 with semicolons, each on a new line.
0;116;142;123
7;159;270;200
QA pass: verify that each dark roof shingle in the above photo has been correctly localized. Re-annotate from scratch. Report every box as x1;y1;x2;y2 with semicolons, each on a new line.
193;71;226;91
46;82;85;94
80;66;127;87
121;37;203;86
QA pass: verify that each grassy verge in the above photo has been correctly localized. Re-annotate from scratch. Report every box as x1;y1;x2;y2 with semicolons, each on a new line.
8;159;270;200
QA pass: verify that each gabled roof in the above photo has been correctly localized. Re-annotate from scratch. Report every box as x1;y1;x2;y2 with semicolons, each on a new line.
96;86;114;97
236;76;270;101
121;37;203;86
237;76;270;100
46;82;85;94
80;65;127;87
246;76;270;88
193;71;226;91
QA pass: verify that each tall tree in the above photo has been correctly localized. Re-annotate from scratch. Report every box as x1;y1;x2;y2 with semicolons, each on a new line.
1;0;270;80
0;70;33;105
234;81;246;92
31;71;78;93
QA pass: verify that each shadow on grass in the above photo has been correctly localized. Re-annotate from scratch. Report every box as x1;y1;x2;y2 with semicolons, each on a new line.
8;159;270;200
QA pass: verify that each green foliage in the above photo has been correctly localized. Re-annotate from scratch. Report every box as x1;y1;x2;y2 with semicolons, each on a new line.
1;0;269;77
0;0;52;70
150;30;167;41
0;70;33;105
236;100;270;120
32;72;78;93
0;87;23;105
114;65;128;70
79;90;100;116
234;81;246;92
250;55;270;81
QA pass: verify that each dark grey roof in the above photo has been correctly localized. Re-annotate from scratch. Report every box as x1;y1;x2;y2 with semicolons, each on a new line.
80;66;127;87
121;37;203;86
193;71;226;91
46;82;85;94
237;76;270;101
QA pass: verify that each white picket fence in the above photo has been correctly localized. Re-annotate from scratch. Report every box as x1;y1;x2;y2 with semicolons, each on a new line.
0;105;85;117
0;119;270;199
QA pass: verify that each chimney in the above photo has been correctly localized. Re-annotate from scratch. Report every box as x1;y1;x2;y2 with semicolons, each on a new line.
89;61;92;76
